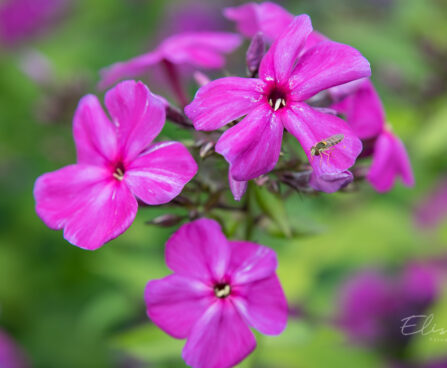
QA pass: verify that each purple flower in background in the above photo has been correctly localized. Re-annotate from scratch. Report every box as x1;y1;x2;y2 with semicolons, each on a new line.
415;178;447;228
331;79;385;139
0;0;67;47
224;1;293;43
338;264;440;351
367;129;414;192
34;80;197;250
224;1;326;49
145;218;288;368
185;15;369;181
0;329;28;368
161;1;227;34
98;32;242;95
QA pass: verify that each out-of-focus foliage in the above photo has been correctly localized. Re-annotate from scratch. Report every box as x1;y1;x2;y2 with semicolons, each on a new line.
0;0;446;367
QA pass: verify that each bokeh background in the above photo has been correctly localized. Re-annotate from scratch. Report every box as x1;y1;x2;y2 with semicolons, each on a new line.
1;0;447;367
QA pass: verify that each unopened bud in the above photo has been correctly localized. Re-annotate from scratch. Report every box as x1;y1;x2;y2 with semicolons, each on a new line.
246;32;265;77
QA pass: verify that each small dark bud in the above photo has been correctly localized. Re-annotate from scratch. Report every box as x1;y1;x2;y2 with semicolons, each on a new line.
166;104;193;128
146;214;184;227
246;32;265;77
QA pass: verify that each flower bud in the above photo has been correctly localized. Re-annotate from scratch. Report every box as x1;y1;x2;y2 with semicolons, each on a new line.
246;32;265;77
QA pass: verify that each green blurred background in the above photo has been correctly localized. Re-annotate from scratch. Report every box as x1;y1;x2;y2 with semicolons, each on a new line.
1;0;447;367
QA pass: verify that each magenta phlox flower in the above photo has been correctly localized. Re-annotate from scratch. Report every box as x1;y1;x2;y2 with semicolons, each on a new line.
224;1;293;43
34;80;197;250
0;0;67;47
145;218;288;368
0;329;29;368
338;264;440;346
185;15;370;182
224;1;326;50
331;79;385;139
367;128;414;192
415;178;447;228
99;32;242;90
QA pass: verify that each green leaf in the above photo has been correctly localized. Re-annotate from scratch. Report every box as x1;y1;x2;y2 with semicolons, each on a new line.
253;185;292;237
110;324;184;364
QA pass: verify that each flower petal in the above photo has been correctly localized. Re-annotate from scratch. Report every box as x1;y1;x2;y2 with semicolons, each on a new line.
367;130;414;192
161;32;242;68
289;41;371;101
234;275;288;335
309;170;354;193
182;301;256;368
259;15;312;84
34;165;137;250
331;79;385;139
105;80;166;163
125;142;197;205
228;170;247;202
73;95;118;166
215;104;283;181
145;274;212;339
228;241;278;285
98;51;162;90
224;2;293;43
165;218;230;282
281;103;362;176
184;77;265;131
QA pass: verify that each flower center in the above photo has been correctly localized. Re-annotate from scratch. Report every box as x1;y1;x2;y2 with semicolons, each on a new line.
113;163;125;181
214;283;231;298
267;88;287;112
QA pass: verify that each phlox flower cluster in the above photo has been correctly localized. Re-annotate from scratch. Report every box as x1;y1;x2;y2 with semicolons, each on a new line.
31;2;415;367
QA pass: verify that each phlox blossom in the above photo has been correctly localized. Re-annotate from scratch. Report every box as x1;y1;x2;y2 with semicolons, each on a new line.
145;218;288;368
185;15;370;182
34;80;197;250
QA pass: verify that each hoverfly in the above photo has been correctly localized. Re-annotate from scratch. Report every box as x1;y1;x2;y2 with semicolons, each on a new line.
310;134;345;165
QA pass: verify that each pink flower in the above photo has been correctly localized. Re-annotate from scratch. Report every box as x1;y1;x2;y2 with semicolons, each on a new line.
415;178;447;228
34;80;197;250
0;329;29;368
367;128;414;192
99;32;242;90
185;15;370;181
224;1;326;48
224;1;293;43
331;79;385;140
145;218;288;368
0;0;67;47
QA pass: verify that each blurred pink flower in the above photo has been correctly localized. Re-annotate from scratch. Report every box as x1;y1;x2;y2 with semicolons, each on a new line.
185;15;369;182
367;129;414;192
223;1;293;43
0;329;28;368
224;1;325;49
98;32;242;92
338;263;440;347
145;218;288;368
34;80;197;250
331;79;385;139
415;178;447;228
0;0;67;46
